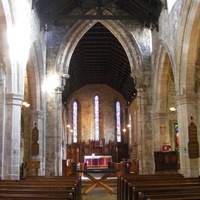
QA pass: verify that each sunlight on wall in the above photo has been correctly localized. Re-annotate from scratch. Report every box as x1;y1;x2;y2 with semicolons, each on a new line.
167;0;177;13
44;73;60;94
7;0;31;65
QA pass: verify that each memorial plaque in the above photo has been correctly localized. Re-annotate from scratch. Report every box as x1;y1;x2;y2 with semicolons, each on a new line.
188;122;199;158
31;143;39;156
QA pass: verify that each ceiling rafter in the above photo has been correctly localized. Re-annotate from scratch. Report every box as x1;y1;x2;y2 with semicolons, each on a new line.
34;1;163;102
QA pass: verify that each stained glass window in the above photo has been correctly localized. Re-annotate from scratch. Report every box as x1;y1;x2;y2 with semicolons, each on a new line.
94;95;99;140
174;123;179;150
72;101;78;143
116;101;121;142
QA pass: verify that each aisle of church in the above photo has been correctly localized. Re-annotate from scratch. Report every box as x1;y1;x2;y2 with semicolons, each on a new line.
81;188;117;200
81;175;117;200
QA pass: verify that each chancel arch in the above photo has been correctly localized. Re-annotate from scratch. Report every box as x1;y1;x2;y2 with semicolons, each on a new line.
56;10;143;80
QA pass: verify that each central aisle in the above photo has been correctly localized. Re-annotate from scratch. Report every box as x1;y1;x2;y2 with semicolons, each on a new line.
81;174;117;200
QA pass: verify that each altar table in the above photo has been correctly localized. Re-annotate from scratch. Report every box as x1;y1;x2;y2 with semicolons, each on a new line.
84;155;112;167
76;168;118;194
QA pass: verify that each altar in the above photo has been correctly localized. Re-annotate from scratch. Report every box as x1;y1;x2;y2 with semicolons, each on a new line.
84;154;112;167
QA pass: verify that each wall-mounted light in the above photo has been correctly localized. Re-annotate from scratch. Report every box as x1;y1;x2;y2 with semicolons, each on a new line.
22;101;30;108
67;124;70;129
21;101;30;111
123;128;126;132
169;107;176;115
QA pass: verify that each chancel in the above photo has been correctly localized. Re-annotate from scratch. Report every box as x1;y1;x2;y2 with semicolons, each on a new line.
0;0;200;199
84;154;112;167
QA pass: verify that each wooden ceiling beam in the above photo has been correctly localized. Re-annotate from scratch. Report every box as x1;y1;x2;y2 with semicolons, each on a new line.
53;1;77;15
134;0;160;17
40;13;157;23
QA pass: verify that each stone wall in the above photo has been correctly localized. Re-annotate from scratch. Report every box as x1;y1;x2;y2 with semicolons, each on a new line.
66;84;127;143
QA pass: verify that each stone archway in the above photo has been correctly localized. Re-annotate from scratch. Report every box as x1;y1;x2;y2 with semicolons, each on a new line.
23;42;46;176
152;42;176;150
56;10;143;78
54;9;147;175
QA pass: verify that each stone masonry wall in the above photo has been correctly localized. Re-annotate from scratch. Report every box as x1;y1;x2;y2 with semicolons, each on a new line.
66;84;127;143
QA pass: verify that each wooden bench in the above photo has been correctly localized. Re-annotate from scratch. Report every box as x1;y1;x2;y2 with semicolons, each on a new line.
128;178;200;200
118;173;184;200
118;174;200;200
0;192;73;199
0;176;81;200
22;175;81;199
128;179;200;199
141;191;200;200
134;184;200;200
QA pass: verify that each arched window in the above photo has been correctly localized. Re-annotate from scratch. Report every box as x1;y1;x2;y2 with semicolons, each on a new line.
116;101;121;142
72;101;78;143
94;95;99;140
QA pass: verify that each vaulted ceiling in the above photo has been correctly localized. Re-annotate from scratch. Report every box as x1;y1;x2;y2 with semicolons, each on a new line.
33;0;163;103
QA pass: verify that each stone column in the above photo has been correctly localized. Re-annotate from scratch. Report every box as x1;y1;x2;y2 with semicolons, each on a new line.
137;87;153;174
0;76;5;178
3;93;23;180
176;93;199;177
46;90;62;176
29;110;45;175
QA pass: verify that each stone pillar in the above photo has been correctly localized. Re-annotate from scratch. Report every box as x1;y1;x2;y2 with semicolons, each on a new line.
29;110;45;175
176;93;199;177
0;76;5;178
137;87;153;174
46;90;62;176
3;93;23;179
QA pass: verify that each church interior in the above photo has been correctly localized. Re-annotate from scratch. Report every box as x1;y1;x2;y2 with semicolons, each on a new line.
0;0;200;199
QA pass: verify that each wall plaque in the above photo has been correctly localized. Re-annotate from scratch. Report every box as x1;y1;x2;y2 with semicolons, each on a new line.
31;123;39;156
188;122;199;158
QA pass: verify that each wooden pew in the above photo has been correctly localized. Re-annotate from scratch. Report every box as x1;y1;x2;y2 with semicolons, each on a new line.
0;191;74;199
0;176;81;200
118;173;184;200
127;177;200;200
140;190;200;200
22;175;81;199
135;184;200;200
128;178;200;200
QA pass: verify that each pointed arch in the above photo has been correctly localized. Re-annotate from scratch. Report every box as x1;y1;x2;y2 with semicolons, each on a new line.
26;41;45;111
56;10;143;77
0;0;12;83
153;42;176;113
177;1;200;94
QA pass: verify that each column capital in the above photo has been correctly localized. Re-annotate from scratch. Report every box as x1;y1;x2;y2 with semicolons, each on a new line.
175;92;198;105
131;70;146;90
6;93;23;106
29;110;45;118
153;112;168;120
61;73;70;79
